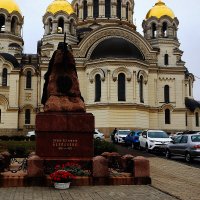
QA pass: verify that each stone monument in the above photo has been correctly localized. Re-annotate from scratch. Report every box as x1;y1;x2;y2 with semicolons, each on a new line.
35;36;94;162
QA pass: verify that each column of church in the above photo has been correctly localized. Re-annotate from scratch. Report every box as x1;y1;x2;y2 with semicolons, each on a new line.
87;0;93;19
111;0;117;18
99;0;105;18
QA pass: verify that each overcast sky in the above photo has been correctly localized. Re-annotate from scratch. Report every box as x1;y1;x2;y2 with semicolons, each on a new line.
15;0;200;100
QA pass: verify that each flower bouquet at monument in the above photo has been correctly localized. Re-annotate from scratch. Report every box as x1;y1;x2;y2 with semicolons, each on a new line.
54;162;89;176
50;170;76;189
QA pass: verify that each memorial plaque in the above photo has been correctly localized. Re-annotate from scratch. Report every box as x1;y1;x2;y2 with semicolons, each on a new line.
36;112;94;158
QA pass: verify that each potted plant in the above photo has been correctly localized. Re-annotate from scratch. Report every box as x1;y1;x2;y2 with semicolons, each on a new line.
50;170;75;189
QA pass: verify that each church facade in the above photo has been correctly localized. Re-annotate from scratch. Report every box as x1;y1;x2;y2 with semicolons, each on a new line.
0;0;199;136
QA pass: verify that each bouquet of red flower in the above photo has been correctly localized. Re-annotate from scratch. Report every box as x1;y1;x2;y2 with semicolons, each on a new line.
54;162;89;176
50;170;76;183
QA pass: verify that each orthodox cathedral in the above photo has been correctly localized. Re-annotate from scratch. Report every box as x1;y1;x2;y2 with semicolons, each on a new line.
0;0;199;136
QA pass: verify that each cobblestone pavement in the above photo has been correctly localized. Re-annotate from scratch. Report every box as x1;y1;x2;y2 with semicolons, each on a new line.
0;185;177;200
149;157;200;200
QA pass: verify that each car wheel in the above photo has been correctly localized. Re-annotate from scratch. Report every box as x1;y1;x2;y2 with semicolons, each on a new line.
185;152;192;163
95;137;100;140
165;149;171;159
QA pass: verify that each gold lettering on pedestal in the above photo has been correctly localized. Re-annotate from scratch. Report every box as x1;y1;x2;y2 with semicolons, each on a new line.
52;139;78;151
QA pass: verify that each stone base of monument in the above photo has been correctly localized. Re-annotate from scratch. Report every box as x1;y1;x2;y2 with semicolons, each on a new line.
0;155;151;187
35;112;94;159
29;111;94;177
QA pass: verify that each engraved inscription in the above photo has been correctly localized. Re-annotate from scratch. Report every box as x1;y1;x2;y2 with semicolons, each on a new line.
52;139;79;151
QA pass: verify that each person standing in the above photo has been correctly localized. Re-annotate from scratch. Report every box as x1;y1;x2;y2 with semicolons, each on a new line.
111;128;117;143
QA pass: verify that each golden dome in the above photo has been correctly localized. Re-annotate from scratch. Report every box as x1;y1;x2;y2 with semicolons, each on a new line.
0;0;21;14
46;0;74;15
146;0;175;19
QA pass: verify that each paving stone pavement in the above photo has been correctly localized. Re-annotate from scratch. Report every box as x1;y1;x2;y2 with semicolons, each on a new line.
0;185;177;200
149;157;200;200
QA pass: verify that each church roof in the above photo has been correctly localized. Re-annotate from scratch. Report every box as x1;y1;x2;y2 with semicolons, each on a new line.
46;0;74;15
146;0;175;19
185;97;200;112
0;53;20;68
90;38;145;60
0;0;22;15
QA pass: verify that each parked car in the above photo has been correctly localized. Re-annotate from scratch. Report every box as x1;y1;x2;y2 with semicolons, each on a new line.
124;130;142;149
170;132;183;140
139;130;172;152
26;131;35;137
94;129;105;140
165;133;200;162
114;130;130;143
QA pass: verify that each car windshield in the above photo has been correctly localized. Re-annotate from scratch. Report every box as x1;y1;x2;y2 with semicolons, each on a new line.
191;135;200;142
118;131;130;135
148;131;169;138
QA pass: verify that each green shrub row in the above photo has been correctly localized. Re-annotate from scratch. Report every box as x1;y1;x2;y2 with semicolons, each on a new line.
0;135;35;141
0;141;36;157
94;139;118;156
0;139;117;157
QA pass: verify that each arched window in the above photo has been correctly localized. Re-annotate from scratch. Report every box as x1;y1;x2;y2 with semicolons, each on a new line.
126;2;129;20
25;109;31;124
164;54;169;65
48;18;52;34
118;73;125;101
165;109;170;124
105;0;111;18
162;22;168;37
58;18;64;33
0;15;5;32
152;23;156;38
117;0;121;19
139;76;144;103
164;85;170;103
93;0;99;18
76;4;79;17
196;112;199;127
26;71;32;89
95;74;101;102
11;16;17;34
83;0;88;20
2;68;7;86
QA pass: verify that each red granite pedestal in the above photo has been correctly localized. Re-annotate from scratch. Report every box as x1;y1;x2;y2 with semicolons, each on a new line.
32;112;94;176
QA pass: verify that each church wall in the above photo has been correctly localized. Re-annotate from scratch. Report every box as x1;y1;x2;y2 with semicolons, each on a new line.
0;111;18;130
175;75;186;108
149;111;159;129
9;73;20;108
156;43;178;68
87;106;149;136
77;68;87;101
158;110;186;132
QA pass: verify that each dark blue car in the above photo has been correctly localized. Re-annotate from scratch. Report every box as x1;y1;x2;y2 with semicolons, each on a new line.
125;130;142;149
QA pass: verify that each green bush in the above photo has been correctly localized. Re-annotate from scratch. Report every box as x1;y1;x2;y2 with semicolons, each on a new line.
9;135;27;141
0;135;9;141
94;139;118;156
0;141;35;157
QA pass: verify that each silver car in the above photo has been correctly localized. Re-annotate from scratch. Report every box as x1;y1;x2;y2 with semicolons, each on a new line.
166;133;200;162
